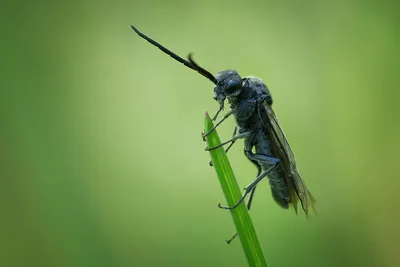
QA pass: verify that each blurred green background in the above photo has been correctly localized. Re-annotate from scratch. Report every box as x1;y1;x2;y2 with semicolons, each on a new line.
1;0;399;266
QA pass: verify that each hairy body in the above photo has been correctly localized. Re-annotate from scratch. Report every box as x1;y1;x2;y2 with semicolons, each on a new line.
130;25;315;215
220;74;291;209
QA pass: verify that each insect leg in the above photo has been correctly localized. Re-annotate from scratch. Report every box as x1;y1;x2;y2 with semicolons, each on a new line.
226;155;261;242
226;186;257;244
218;154;280;210
209;127;237;166
212;104;224;121
202;109;235;138
226;233;238;244
205;131;250;151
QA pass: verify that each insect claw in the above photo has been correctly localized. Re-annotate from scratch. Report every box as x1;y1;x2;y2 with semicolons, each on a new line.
226;232;238;244
201;131;206;141
218;203;231;210
209;160;213;166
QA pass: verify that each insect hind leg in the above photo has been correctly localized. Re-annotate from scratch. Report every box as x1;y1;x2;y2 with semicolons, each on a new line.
224;153;262;244
223;153;278;243
244;150;280;167
218;151;279;210
226;185;258;244
247;151;290;209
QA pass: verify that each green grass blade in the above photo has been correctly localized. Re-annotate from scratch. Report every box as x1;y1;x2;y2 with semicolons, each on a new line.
204;112;268;267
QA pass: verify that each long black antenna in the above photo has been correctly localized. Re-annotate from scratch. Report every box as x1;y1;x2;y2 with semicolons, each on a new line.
131;25;217;84
187;53;217;84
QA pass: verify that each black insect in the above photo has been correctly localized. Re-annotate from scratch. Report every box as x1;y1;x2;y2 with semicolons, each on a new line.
131;25;316;238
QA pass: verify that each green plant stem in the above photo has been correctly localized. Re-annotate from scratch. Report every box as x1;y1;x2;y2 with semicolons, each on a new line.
204;112;268;267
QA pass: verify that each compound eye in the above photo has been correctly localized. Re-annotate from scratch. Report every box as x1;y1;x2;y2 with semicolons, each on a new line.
226;82;240;94
227;80;236;88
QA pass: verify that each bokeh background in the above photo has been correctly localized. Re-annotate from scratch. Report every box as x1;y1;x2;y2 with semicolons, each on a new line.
1;0;399;266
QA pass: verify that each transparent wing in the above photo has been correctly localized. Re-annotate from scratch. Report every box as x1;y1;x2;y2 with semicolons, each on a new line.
262;103;316;216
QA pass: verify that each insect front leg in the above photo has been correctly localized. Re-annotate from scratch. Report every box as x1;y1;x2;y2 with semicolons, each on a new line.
202;109;235;139
212;103;224;121
209;126;237;166
218;152;280;210
205;130;250;151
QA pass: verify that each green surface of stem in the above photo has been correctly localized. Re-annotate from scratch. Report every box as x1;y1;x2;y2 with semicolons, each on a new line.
204;113;268;267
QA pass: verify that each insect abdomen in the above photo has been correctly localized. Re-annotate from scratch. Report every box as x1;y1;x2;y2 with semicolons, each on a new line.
253;133;291;208
268;169;290;208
